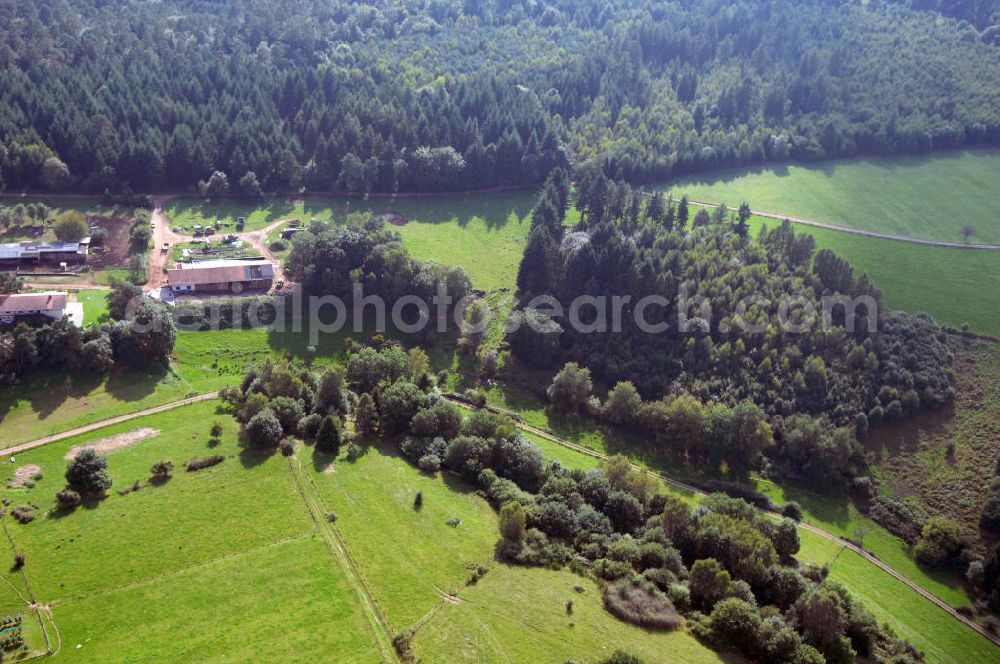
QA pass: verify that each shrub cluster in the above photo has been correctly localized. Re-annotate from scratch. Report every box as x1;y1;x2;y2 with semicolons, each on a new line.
186;456;225;472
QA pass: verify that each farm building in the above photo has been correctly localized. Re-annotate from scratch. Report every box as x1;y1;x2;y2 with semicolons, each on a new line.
0;292;71;324
167;259;275;294
0;238;90;268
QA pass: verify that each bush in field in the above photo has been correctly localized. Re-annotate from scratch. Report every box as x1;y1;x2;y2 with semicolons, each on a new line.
245;409;283;448
268;396;305;434
65;449;112;494
705;598;764;654
603;578;681;630
11;505;35;524
599;652;646;664
418;454;441;473
149;460;174;483
380;381;428;435
354;392;378;437
914;516;965;568
316;416;342;455
689;558;734;611
980;479;1000;533
55;489;82;510
410;401;462;440
547;362;592;413
186;455;225;472
298;413;323;440
499;501;527;541
782;501;804;521
774;518;801;558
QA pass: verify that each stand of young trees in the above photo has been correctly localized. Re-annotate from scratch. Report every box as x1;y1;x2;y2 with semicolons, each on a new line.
2;0;1000;194
284;213;472;342
511;169;954;488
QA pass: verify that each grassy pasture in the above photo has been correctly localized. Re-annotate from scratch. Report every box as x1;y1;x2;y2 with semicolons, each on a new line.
47;536;381;663
664;150;1000;245
75;289;109;326
0;368;193;448
0;400;380;663
1;396;994;663
305;440;499;630
414;564;728;664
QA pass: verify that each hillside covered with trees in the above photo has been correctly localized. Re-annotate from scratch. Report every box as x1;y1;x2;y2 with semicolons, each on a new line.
2;0;1000;193
510;169;955;489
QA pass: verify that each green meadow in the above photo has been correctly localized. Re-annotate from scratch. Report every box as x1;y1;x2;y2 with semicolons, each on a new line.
1;398;993;663
486;379;975;610
665;150;1000;245
797;535;995;664
0;400;381;663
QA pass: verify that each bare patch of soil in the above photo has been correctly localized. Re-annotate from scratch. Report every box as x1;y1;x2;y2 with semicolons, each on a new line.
87;215;133;267
10;464;41;488
65;428;160;460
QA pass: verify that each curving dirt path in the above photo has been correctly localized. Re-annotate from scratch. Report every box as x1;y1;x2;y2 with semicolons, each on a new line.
238;218;291;281
443;396;1000;650
682;198;1000;250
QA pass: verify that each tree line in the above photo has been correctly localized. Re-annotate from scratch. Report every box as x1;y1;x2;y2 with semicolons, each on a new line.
0;280;175;384
2;0;1000;194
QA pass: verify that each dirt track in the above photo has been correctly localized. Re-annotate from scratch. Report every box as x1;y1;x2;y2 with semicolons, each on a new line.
145;198;289;292
0;392;218;457
682;199;1000;250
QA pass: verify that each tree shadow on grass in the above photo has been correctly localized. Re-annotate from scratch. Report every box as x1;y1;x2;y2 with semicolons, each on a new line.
104;366;167;403
311;446;337;473
239;446;276;469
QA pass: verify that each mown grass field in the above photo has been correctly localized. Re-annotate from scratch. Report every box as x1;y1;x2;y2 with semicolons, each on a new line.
76;289;109;326
0;399;724;663
304;440;499;630
414;565;729;664
664;149;1000;245
0;369;194;448
0;400;381;663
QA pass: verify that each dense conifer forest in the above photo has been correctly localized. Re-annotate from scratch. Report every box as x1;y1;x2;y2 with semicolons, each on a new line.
2;0;1000;193
512;169;955;489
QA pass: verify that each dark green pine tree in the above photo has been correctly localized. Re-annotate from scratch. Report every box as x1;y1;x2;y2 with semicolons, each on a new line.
517;225;555;296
